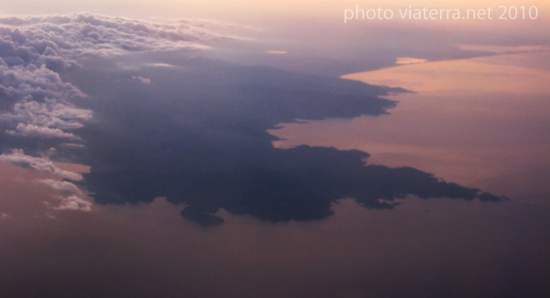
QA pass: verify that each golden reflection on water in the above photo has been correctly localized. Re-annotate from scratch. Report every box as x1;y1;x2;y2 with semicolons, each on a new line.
270;50;550;199
343;49;550;94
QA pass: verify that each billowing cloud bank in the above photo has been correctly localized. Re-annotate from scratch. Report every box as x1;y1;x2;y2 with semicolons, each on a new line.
37;179;92;212
0;13;218;140
0;14;220;212
0;149;82;181
0;14;216;57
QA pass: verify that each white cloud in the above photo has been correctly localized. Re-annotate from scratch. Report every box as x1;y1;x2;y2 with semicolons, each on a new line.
49;195;92;212
1;98;92;139
0;64;90;139
0;13;226;140
0;213;12;219
0;64;85;101
44;212;58;220
395;57;428;65
0;149;83;181
37;179;84;197
0;14;235;204
7;99;93;127
0;13;217;61
0;13;239;212
145;63;174;68
37;179;92;212
6;123;77;139
59;143;85;149
132;75;151;84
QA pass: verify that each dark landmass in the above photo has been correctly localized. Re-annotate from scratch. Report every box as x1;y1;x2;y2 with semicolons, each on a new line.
64;53;505;226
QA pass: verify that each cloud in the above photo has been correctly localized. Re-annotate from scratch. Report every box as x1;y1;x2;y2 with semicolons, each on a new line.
396;57;428;65
265;50;287;54
0;13;226;142
79;58;503;226
132;76;151;84
0;213;11;219
0;13;219;60
0;63;89;139
49;195;92;212
0;27;77;71
175;17;262;33
1;13;506;226
6;123;77;139
0;149;83;181
1;98;92;139
37;179;91;212
0;64;85;101
37;179;83;197
5;98;92;127
59;143;85;149
145;63;174;68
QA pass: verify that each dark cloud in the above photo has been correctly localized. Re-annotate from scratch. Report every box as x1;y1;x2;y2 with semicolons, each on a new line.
70;53;505;226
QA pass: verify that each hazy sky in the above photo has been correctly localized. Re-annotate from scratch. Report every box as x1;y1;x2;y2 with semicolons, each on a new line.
1;1;550;297
2;0;548;77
